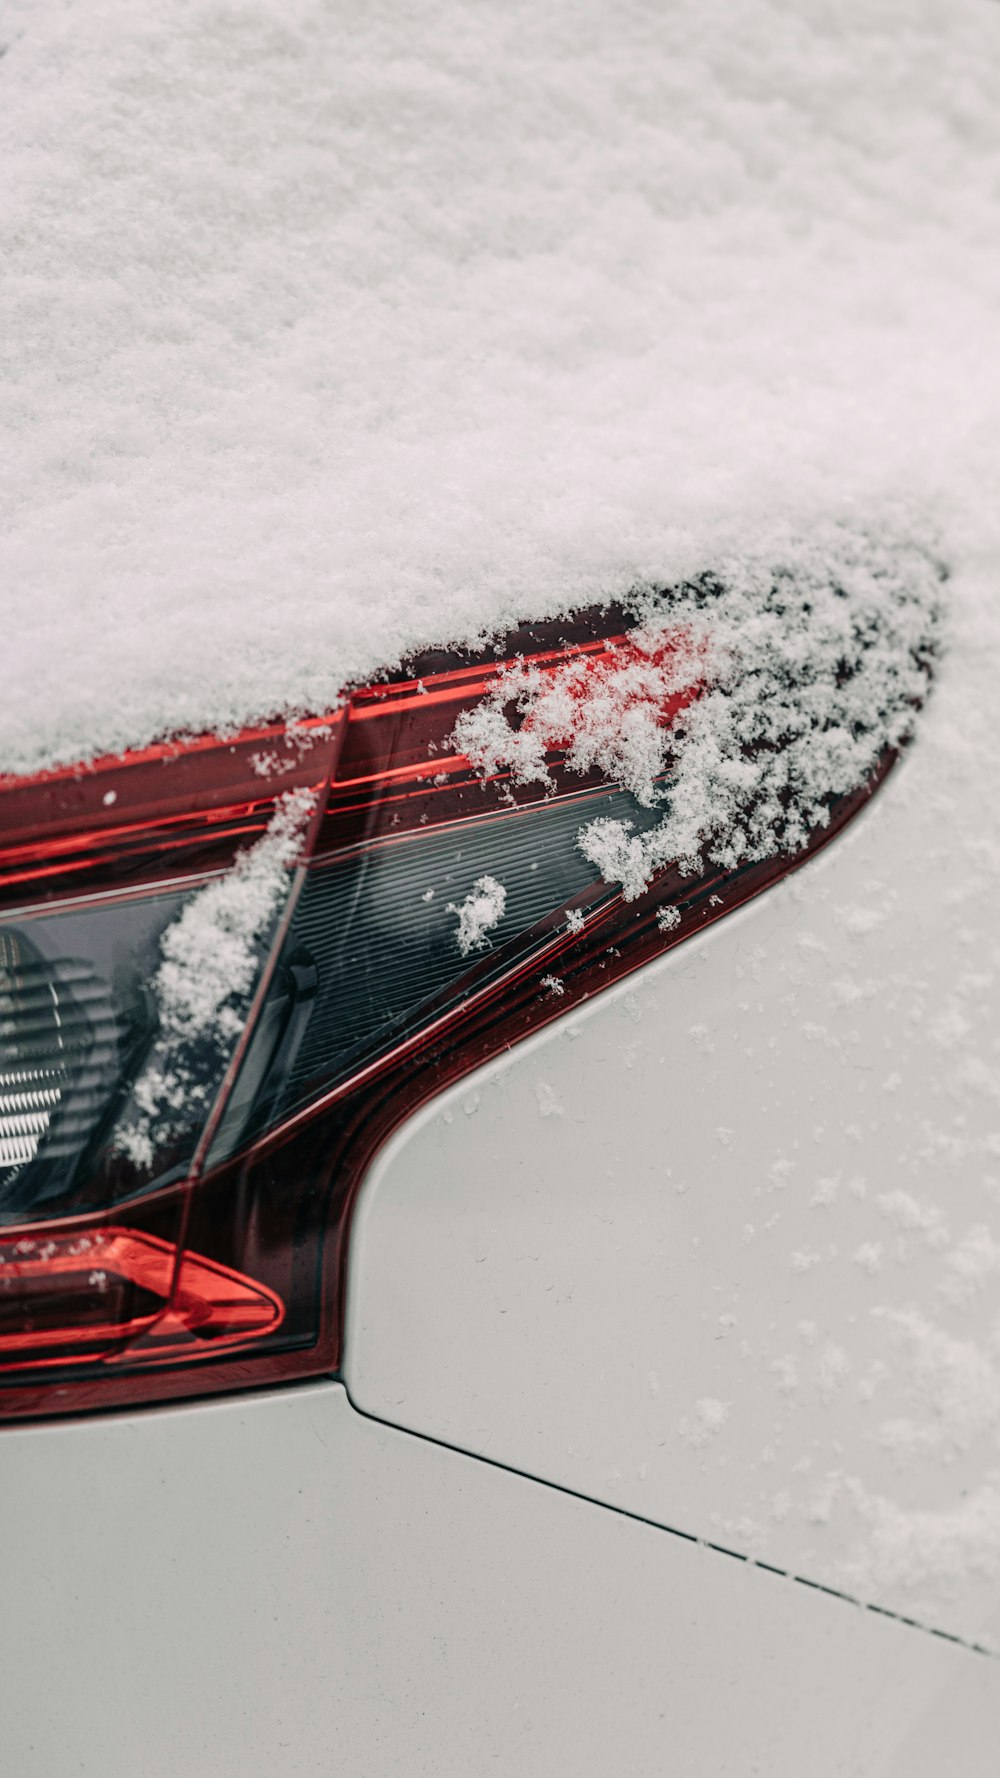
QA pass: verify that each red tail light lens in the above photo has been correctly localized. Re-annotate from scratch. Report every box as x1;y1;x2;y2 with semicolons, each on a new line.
0;604;907;1419
0;1228;283;1364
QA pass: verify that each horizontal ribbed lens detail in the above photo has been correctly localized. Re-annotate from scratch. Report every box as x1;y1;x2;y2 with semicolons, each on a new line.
291;785;661;1092
213;781;668;1159
0;937;129;1214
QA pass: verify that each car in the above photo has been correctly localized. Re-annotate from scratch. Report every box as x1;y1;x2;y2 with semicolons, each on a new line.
5;4;999;1771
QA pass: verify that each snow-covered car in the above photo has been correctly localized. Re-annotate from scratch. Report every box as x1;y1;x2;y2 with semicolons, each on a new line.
4;3;1000;1773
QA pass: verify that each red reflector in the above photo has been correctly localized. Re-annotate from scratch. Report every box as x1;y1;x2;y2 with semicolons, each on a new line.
0;1227;284;1367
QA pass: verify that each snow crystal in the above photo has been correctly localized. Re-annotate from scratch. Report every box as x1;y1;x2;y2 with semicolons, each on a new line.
535;1081;564;1119
790;1249;823;1274
870;1307;1000;1460
771;1356;799;1396
852;1242;884;1277
678;1397;732;1449
939;1225;1000;1307
816;1343;850;1403
116;789;314;1169
876;1188;950;1251
446;876;506;958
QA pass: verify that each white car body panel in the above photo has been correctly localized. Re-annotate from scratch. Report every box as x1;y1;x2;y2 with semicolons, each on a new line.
347;698;1000;1646
3;1380;997;1777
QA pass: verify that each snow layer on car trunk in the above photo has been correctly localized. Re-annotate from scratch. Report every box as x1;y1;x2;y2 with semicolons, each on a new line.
2;0;1000;776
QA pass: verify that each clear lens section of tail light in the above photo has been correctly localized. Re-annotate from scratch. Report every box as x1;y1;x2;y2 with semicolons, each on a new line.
0;608;900;1419
209;777;667;1165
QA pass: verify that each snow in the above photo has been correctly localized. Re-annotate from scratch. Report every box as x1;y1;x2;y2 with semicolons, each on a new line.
3;0;1000;777
116;788;314;1169
678;1397;732;1450
447;875;507;957
5;0;1000;1623
457;527;942;896
843;1480;1000;1598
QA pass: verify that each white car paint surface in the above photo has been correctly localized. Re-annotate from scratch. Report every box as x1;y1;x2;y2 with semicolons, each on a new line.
347;631;1000;1648
2;1381;998;1778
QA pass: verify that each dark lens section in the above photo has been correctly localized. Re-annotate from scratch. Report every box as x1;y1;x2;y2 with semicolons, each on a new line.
0;889;201;1226
0;929;134;1220
210;780;666;1162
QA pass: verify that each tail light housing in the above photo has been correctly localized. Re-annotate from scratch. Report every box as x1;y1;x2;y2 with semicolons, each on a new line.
0;605;898;1420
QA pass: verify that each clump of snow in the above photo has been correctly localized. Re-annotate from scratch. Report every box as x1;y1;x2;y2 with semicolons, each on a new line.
454;631;702;808
843;1482;1000;1599
939;1225;1000;1308
870;1307;1000;1461
578;817;656;905
816;1343;850;1403
116;789;314;1170
656;905;681;934
457;529;943;897
535;1080;564;1118
2;1;1000;774
876;1187;950;1252
446;876;506;958
678;1397;732;1449
853;1242;884;1277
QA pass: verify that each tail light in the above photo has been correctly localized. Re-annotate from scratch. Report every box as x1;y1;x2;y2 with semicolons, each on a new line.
0;603;909;1420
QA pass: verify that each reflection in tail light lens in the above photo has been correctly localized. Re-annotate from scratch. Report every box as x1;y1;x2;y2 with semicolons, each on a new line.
0;608;894;1420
